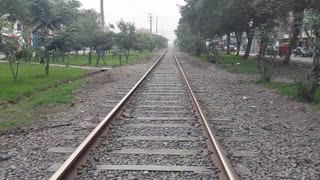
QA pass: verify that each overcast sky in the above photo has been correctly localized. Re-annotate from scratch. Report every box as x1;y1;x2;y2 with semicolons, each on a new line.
79;0;185;44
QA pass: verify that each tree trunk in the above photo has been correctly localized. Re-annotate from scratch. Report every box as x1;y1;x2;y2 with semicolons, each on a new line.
66;53;70;67
35;51;39;62
244;30;253;59
83;48;86;56
235;31;242;56
226;32;231;55
119;54;122;65
15;60;20;79
284;10;304;64
9;58;17;80
45;52;50;76
96;50;101;66
125;50;130;64
89;47;92;64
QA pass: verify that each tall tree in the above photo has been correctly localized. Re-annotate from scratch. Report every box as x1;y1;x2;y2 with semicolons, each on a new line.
116;20;136;64
77;9;100;64
283;0;320;64
30;0;80;76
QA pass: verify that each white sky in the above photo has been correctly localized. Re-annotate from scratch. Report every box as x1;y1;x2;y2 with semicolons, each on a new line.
79;0;186;44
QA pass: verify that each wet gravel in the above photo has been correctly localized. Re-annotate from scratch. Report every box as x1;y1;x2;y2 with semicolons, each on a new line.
177;52;320;180
0;52;163;180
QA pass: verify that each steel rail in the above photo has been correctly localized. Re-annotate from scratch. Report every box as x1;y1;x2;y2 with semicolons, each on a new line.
173;52;238;180
50;50;167;180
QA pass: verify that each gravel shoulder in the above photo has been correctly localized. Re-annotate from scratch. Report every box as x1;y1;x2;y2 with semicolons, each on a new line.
0;51;163;180
177;52;320;180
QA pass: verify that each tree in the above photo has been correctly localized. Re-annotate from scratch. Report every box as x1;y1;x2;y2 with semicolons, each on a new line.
77;9;100;64
283;0;320;64
152;34;169;49
92;31;114;66
116;20;136;64
177;0;288;59
297;10;320;102
256;27;278;82
0;0;31;25
47;24;80;67
133;33;154;52
283;1;308;64
30;0;80;76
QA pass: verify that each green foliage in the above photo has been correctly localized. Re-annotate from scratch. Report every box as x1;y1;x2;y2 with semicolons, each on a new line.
296;10;320;102
0;0;31;25
175;22;206;56
47;24;81;53
176;0;293;58
256;27;277;82
116;20;136;52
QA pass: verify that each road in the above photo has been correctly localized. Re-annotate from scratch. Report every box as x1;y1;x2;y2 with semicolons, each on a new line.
239;52;313;63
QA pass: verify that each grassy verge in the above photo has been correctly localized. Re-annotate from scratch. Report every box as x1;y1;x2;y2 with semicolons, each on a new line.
199;54;259;74
260;81;320;108
198;53;320;107
0;63;88;105
0;63;88;132
49;51;151;67
0;79;84;131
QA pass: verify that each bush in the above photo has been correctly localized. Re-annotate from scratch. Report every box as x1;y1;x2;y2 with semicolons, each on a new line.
296;78;320;102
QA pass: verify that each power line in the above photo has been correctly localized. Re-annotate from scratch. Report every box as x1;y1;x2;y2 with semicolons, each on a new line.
148;13;153;34
100;0;105;31
156;16;158;35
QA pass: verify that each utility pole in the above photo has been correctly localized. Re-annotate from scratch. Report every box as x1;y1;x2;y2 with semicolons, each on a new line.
100;0;105;31
148;13;153;34
156;16;158;35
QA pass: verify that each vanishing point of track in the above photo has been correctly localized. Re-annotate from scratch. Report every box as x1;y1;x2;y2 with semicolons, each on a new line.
50;51;238;180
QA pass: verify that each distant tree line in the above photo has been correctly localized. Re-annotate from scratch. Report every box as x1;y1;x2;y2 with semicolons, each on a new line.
0;0;168;78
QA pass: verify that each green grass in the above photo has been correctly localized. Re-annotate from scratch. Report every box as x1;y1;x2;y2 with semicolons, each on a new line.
260;81;320;108
0;63;88;104
219;55;259;74
199;54;259;74
0;63;88;132
0;79;84;131
50;51;150;67
260;81;298;97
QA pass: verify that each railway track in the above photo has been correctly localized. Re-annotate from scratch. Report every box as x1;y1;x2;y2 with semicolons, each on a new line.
50;51;237;180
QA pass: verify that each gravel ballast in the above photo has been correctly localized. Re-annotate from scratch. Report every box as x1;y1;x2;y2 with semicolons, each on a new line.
76;54;218;180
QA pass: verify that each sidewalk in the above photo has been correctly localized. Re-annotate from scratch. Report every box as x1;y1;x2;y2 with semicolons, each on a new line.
0;60;112;71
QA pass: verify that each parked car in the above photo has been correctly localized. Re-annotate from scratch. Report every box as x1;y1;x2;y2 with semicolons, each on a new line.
223;45;237;52
293;47;313;57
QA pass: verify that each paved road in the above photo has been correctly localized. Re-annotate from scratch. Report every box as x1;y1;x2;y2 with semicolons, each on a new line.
239;52;313;64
